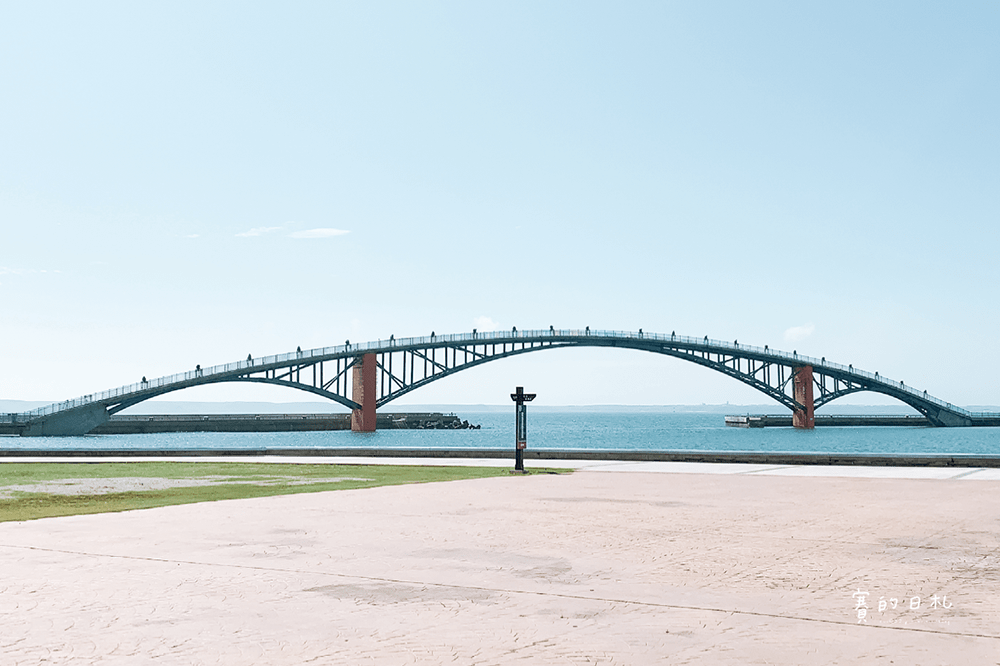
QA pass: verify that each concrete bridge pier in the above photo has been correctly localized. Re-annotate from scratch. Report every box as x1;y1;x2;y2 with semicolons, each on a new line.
23;402;109;436
792;365;815;429
351;353;377;432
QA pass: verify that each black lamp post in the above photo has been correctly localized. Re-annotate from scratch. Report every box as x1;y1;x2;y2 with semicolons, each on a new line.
510;386;536;472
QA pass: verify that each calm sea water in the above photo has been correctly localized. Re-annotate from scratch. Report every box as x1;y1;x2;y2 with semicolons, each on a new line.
2;412;999;456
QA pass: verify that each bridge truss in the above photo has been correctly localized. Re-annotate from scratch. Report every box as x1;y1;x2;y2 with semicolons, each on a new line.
7;329;987;435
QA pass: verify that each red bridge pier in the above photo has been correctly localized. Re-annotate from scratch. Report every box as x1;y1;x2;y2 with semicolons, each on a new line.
351;353;377;432
792;365;815;429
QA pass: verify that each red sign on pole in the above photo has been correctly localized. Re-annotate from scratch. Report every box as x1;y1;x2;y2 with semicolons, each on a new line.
516;404;527;449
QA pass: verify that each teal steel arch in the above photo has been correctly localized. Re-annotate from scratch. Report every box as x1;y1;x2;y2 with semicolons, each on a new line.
7;329;993;435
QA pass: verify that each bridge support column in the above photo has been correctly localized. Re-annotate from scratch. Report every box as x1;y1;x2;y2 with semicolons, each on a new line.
351;353;377;432
792;365;815;429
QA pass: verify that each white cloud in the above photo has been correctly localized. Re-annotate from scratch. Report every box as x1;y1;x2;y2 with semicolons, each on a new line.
289;228;350;239
784;323;815;343
473;316;500;332
236;226;283;237
184;234;200;239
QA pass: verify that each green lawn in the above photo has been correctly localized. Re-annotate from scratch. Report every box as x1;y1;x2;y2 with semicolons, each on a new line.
0;462;561;522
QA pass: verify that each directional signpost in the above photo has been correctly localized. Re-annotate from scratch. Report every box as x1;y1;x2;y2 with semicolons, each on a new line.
510;386;536;472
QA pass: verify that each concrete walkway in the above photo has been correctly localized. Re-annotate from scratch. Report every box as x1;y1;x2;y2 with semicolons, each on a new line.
1;459;999;664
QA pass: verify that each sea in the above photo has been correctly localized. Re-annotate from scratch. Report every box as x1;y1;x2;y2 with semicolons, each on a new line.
2;410;999;456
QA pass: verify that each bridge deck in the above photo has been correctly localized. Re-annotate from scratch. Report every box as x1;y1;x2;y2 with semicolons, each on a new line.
7;329;999;434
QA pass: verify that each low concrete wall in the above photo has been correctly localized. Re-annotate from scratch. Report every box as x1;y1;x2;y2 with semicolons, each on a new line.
2;448;999;467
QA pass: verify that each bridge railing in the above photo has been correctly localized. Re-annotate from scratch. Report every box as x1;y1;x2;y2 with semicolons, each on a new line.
16;328;996;420
460;328;985;417
326;328;992;417
562;329;983;417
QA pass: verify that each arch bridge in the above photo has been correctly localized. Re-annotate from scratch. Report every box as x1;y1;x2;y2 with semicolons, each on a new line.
6;328;990;436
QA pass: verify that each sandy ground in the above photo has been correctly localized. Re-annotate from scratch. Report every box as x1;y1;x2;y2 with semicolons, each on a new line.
1;467;999;665
0;475;370;500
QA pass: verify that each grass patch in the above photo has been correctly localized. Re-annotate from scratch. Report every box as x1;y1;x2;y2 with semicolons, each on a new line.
0;462;567;522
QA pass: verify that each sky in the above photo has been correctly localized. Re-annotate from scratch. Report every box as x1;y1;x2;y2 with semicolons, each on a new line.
1;1;998;409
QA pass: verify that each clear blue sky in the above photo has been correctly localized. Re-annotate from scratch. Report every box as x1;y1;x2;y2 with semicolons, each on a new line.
2;2;998;408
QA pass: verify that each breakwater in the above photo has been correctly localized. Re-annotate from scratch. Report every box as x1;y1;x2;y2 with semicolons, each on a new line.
725;414;940;427
95;413;479;434
0;413;478;436
724;414;937;427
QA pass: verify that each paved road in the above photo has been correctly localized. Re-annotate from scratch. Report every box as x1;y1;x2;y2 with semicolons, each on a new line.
1;462;998;664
